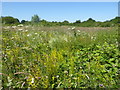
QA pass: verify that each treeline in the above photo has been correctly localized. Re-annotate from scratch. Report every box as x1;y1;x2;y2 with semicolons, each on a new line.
1;15;120;27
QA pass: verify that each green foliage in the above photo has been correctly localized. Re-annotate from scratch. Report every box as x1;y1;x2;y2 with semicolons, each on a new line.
75;20;81;23
2;26;119;88
2;16;119;27
73;20;81;26
31;14;40;23
21;20;26;24
110;17;120;24
1;16;20;24
62;20;69;25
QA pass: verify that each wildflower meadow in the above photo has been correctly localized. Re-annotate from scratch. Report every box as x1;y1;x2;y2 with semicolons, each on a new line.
1;25;120;88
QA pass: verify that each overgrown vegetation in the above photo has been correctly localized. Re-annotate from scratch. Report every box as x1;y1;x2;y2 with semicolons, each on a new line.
1;25;120;88
1;16;20;25
1;15;120;27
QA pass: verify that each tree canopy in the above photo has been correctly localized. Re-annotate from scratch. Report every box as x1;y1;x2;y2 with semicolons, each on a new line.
31;14;40;23
1;15;119;27
1;16;20;24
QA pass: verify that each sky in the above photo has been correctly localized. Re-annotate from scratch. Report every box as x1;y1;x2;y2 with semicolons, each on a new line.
2;2;118;22
1;0;119;2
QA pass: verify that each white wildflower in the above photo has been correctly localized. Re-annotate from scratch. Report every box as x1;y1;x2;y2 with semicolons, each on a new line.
85;74;90;79
49;38;56;44
25;30;28;32
69;74;73;77
6;26;10;29
68;28;71;30
91;36;96;40
31;78;34;83
73;77;77;80
35;33;38;35
46;76;48;78
64;70;68;74
11;26;16;29
11;37;14;39
91;36;94;40
80;67;82;69
27;34;31;37
56;75;59;78
72;27;75;30
77;30;81;32
18;24;24;27
18;29;23;31
25;26;29;28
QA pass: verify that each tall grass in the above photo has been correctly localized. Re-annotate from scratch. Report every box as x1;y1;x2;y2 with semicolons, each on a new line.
2;26;120;88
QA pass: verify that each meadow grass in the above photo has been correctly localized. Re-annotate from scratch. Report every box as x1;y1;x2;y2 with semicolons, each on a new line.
1;26;120;88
